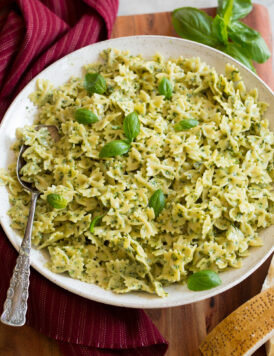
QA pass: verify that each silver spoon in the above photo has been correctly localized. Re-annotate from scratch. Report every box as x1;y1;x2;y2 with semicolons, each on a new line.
1;125;59;326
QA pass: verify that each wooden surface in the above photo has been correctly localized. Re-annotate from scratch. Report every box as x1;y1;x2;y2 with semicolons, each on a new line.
1;6;273;356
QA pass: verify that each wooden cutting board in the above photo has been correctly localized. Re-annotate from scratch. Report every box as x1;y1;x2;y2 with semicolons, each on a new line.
0;5;273;356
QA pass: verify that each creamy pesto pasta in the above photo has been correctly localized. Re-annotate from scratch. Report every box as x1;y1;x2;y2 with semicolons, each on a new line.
1;48;274;297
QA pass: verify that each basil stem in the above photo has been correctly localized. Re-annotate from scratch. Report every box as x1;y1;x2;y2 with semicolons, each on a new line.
99;140;130;158
212;15;228;44
47;194;67;209
174;118;199;131
75;108;98;125
123;112;140;143
90;214;104;233
158;78;173;99
187;270;222;291
217;0;233;25
149;189;165;218
84;73;106;95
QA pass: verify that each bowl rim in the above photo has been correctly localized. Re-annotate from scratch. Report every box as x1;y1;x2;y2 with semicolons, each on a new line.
0;35;273;309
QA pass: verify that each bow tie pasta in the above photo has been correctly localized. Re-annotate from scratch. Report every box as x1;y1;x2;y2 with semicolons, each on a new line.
1;48;273;297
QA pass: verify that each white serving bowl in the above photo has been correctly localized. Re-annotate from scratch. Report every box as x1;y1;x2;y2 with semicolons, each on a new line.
0;36;273;308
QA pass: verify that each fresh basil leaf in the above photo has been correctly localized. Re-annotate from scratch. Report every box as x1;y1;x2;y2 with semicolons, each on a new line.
90;214;104;233
75;108;98;125
158;78;173;99
123;112;140;142
212;15;228;44
187;270;222;291
218;0;252;21
47;194;67;209
99;140;130;158
232;0;252;21
217;0;233;24
84;73;106;95
223;43;256;72
149;189;165;218
174;118;199;131
228;21;270;63
172;8;219;47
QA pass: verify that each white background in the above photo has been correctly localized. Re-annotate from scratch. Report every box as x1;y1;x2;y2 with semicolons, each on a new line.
118;0;274;67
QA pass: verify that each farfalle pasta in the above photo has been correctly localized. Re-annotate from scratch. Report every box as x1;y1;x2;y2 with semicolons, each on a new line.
1;48;273;297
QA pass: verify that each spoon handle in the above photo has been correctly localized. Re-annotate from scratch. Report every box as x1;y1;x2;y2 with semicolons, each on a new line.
1;192;39;326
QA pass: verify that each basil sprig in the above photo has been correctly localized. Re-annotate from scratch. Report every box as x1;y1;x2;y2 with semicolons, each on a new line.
90;214;104;233
75;108;98;125
187;270;222;291
100;111;140;158
172;0;270;72
149;189;165;218
123;112;140;143
84;73;106;95
47;194;67;209
158;78;173;99
174;118;199;131
99;140;130;158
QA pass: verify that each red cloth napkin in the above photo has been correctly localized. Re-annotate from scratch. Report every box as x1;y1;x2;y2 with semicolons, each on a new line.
0;1;168;355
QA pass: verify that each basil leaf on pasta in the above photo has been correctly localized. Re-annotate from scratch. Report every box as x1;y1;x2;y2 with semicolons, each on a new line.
75;108;98;125
123;112;140;142
90;215;104;233
174;118;199;131
158;78;173;99
99;140;130;158
149;189;165;218
187;270;222;291
47;194;67;209
84;73;106;95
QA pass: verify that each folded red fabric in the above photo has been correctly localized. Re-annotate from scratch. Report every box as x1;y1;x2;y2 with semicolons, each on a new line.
0;1;168;355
